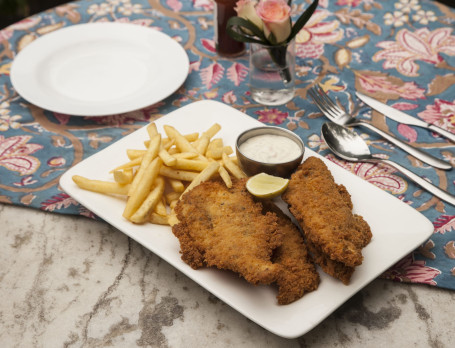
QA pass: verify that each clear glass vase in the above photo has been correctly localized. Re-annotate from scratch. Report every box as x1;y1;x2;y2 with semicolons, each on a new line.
249;39;296;106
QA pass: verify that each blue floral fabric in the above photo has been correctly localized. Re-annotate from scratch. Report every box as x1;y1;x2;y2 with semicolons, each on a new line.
0;0;454;289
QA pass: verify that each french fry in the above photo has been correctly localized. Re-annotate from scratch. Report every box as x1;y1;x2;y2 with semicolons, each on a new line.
130;176;165;223
173;158;209;172
149;212;169;225
126;149;146;160
144;137;174;150
123;157;162;219
165;191;181;204
183;132;199;142
172;152;199;159
205;138;224;159
195;134;210;155
163;125;198;154
218;165;232;188
72;175;130;195
154;198;167;216
110;156;142;172
181;161;220;197
128;134;161;196
230;156;239;165
159;166;198;181
167;147;178;155
168;178;185;193
193;123;221;149
222;152;247;179
223;146;233;156
113;169;133;184
147;122;158;138
159;133;197;147
202;123;221;139
158;146;177;167
162;138;175;150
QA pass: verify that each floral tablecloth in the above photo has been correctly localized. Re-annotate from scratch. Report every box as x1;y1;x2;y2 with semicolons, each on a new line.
0;0;454;290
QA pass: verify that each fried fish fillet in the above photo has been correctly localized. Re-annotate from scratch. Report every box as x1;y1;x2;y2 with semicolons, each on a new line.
262;202;320;304
282;156;372;284
304;183;373;284
172;178;283;285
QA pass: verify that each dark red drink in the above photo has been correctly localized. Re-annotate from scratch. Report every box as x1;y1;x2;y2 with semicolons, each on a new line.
214;0;245;57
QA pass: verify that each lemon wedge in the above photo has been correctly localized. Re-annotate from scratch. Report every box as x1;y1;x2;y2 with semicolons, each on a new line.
246;173;289;199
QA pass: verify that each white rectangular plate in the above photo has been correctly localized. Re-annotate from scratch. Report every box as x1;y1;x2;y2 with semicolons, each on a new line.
60;100;434;339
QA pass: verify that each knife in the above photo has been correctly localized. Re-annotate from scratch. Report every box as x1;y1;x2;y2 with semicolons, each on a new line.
356;92;455;143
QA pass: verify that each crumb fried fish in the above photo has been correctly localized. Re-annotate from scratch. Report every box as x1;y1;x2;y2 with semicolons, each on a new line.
172;178;283;285
282;157;372;284
262;202;320;304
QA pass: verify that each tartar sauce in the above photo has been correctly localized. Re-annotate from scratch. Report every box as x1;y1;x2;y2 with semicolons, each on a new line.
239;134;301;163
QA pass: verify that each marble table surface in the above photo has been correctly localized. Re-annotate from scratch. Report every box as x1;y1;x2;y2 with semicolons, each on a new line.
0;203;453;348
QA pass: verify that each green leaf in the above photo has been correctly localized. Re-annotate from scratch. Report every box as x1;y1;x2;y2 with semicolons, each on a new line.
226;27;266;44
288;0;319;43
226;17;267;44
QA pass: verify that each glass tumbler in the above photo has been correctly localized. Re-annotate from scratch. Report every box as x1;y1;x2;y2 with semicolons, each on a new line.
249;39;296;105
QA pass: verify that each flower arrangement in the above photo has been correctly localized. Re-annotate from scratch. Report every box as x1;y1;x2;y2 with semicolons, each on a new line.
226;0;319;46
226;0;318;86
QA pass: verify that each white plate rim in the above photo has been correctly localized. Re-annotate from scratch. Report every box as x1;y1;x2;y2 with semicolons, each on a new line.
10;22;189;116
59;100;434;338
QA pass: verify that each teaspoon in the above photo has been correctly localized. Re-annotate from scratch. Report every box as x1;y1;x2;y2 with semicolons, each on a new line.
321;122;455;206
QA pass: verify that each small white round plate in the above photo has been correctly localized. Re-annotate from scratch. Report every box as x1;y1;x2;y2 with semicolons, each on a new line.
10;22;189;116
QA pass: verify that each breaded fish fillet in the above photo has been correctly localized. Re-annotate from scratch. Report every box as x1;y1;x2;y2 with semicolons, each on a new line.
282;157;372;283
262;202;320;304
172;178;283;285
304;183;372;284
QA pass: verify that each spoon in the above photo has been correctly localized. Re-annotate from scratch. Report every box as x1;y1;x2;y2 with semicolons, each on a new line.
321;122;455;206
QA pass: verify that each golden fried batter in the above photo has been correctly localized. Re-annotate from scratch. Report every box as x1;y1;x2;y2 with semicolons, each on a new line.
172;178;283;285
263;202;320;304
282;156;372;284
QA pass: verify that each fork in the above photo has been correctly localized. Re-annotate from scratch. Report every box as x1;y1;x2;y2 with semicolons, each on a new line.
308;85;452;171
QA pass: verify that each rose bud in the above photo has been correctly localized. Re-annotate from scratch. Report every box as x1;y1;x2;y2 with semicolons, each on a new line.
256;0;292;44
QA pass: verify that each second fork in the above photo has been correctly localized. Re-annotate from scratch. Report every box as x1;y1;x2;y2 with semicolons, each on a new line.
309;85;452;171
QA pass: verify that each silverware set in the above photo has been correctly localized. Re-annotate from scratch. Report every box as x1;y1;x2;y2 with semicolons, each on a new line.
308;85;452;170
308;85;455;206
321;122;455;206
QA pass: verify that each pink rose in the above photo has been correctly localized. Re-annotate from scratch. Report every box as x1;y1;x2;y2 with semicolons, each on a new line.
256;0;291;44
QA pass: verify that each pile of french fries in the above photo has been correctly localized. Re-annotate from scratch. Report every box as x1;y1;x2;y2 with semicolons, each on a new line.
72;122;246;226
